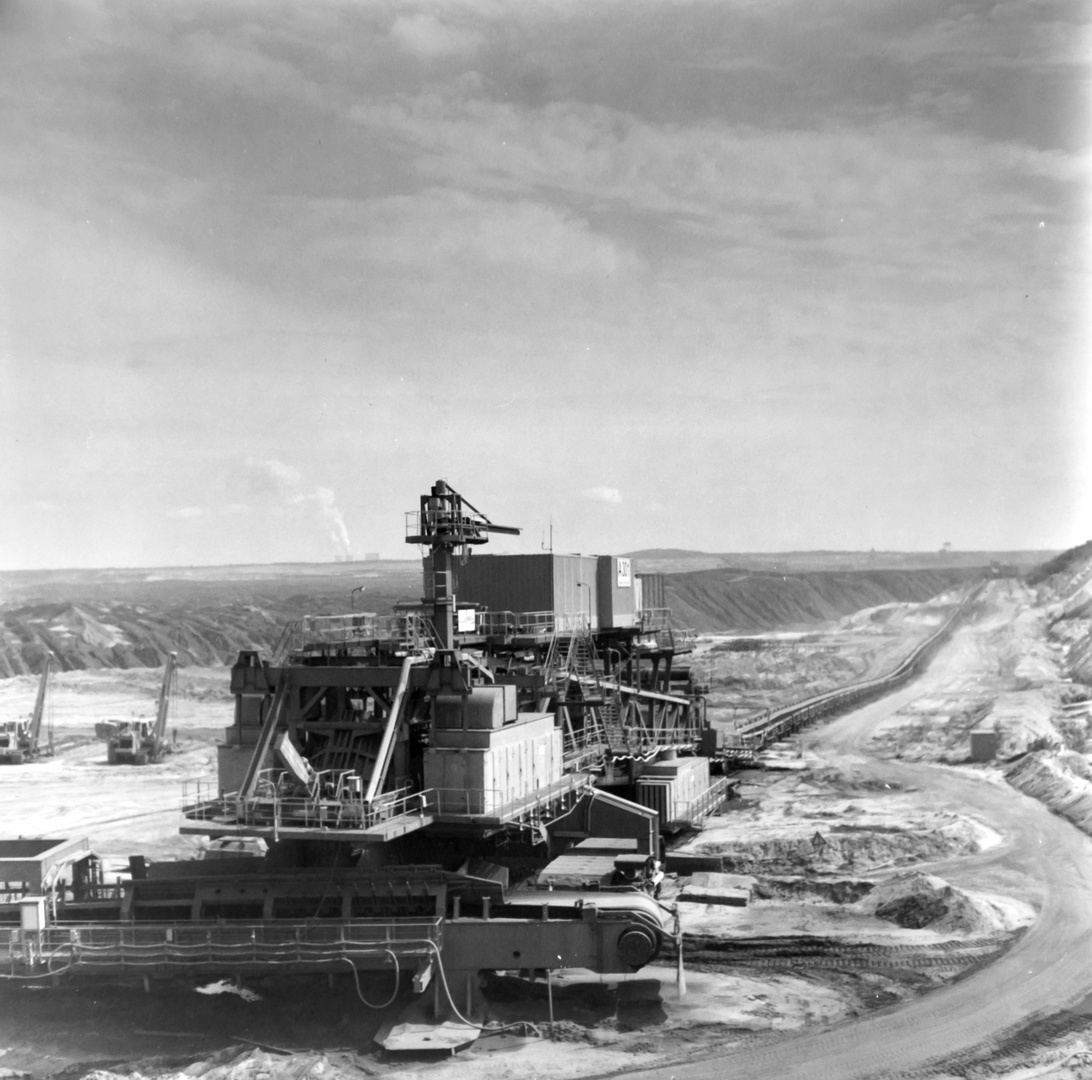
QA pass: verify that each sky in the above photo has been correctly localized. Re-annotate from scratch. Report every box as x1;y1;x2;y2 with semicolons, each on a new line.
1;0;1089;569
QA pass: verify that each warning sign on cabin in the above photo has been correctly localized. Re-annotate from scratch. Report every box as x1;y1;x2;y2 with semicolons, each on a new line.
617;558;632;588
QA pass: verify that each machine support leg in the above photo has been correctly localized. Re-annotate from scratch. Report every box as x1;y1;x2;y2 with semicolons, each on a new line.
431;968;482;1023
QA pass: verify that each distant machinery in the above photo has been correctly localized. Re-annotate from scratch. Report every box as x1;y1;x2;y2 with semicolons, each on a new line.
100;652;177;765
0;652;54;764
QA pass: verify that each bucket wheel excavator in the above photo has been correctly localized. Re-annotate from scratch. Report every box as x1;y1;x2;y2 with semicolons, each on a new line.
2;482;723;1045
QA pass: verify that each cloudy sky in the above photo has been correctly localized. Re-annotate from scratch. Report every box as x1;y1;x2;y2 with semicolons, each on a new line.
1;0;1088;569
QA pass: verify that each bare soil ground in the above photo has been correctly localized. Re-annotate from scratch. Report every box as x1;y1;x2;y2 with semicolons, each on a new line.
1;563;1091;1079
667;567;982;634
0;562;423;676
694;594;955;721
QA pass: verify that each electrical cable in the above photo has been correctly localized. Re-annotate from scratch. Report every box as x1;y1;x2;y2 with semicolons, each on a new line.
4;936;566;1039
339;951;401;1009
399;938;567;1035
400;937;558;1032
0;945;76;980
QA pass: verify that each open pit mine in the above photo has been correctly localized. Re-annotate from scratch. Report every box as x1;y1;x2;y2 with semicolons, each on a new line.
1;487;1090;1080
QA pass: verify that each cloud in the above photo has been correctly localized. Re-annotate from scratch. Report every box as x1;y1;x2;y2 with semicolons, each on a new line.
390;14;483;59
583;486;622;504
336;187;638;279
168;506;206;519
168;28;326;106
351;88;1083;303
234;458;302;501
880;3;1092;70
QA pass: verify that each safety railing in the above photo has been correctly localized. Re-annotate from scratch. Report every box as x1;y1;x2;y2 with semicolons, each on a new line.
405;509;490;544
277;613;442;657
182;782;591;825
639;608;671;631
424;787;505;816
623;726;707;755
424;775;591;821
518;611;560;635
11;917;444;974
554;611;592;634
274;606;693;654
474;610;517;635
674;776;732;826
182;779;431;833
673;627;698;650
562;721;608;770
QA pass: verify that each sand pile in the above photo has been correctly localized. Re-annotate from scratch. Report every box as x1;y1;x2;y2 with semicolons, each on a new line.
1006;750;1092;835
1041;548;1092;683
82;1047;365;1080
1054;615;1092;685
753;875;874;904
983;689;1064;757
856;872;1014;935
690;815;983;875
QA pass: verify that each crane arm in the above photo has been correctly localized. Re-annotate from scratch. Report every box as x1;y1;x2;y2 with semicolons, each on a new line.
28;652;53;743
453;489;521;535
152;652;178;743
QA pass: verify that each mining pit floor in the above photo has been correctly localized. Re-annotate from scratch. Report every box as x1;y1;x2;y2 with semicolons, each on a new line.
2;579;1092;1079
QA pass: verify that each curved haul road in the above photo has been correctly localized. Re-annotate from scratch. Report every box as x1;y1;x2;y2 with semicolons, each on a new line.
638;623;1092;1080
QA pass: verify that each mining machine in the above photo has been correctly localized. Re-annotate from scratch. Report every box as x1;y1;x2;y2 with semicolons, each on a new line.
104;652;177;765
2;482;725;1036
0;651;54;764
182;478;725;857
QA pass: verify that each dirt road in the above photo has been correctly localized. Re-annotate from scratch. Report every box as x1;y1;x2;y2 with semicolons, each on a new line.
633;622;1092;1080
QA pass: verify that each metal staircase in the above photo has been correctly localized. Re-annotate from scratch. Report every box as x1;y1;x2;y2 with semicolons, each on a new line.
594;688;630;753
545;617;598;697
566;627;598;677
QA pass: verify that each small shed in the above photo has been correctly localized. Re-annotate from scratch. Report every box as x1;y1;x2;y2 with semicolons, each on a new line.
0;837;92;893
970;728;1000;762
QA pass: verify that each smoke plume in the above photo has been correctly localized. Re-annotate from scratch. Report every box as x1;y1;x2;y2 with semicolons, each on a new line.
236;458;353;559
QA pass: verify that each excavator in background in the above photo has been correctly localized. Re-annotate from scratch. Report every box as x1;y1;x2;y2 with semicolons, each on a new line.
0;652;54;764
102;652;177;765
